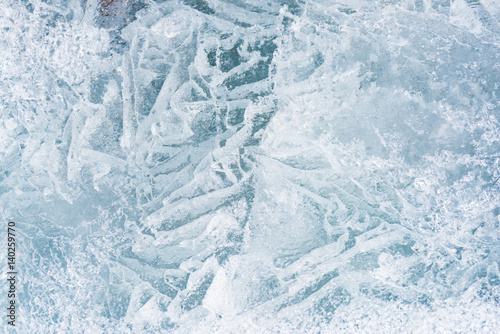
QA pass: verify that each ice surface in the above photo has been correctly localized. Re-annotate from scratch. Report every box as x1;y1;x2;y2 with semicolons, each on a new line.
1;0;499;332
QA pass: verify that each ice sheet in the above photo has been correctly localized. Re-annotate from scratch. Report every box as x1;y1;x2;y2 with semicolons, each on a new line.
1;0;499;332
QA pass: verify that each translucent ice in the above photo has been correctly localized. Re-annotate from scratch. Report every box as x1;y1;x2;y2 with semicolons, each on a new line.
0;0;499;332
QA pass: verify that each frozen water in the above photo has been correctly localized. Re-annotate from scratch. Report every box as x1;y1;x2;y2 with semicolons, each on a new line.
1;0;499;332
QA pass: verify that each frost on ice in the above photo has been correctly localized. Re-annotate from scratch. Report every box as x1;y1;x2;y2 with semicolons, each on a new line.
0;0;499;332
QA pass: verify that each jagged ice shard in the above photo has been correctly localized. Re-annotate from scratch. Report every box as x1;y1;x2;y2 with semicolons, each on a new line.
0;0;499;332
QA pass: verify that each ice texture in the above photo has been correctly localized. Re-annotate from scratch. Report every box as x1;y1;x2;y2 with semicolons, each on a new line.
1;0;499;332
